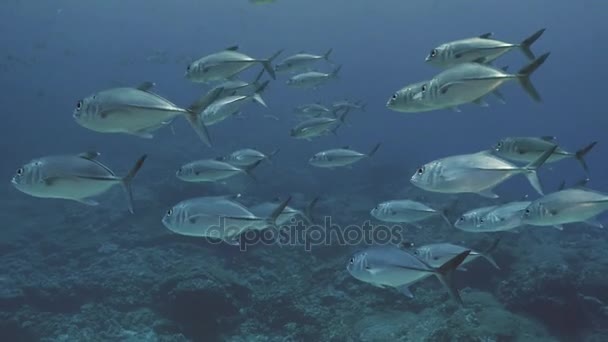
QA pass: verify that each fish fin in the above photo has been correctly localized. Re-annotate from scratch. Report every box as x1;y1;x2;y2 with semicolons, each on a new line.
302;196;319;225
553;225;564;231
472;98;489;107
478;32;493;39
225;45;239;51
261;49;283;80
252;67;265;83
251;93;267;107
323;48;334;62
267;148;280;161
450;106;462;112
76;198;99;206
130;131;154;139
481;238;501;269
397;285;415;298
491;89;506;104
439;210;452;227
575;141;597;173
267;196;292;226
477;189;499;199
519;28;546;60
516;52;550;102
523;145;558;195
243;160;262;182
136;81;155;92
472;57;489;64
120;154;147;214
371;283;386;289
186;112;212;147
434;250;470;306
458;267;468;272
368;143;381;157
584;218;604;229
78;152;101;160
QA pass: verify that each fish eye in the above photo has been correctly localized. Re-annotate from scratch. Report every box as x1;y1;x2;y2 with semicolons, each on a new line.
349;258;354;264
166;209;173;216
421;85;427;92
186;65;191;71
76;100;82;111
525;209;530;214
16;168;23;176
417;167;425;175
479;218;484;223
413;250;419;255
430;49;437;57
392;93;397;100
459;217;464;221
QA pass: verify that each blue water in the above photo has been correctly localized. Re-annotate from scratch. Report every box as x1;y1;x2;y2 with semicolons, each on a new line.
1;1;607;341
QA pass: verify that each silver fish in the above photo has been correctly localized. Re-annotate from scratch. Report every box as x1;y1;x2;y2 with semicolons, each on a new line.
186;45;282;83
522;186;608;230
331;100;366;114
176;159;261;183
454;205;500;231
209;69;266;98
309;143;380;168
493;136;596;174
455;201;530;232
411;147;556;198
294;103;335;117
425;29;546;68
201;83;268;126
74;82;219;146
217;148;279;168
413;240;500;270
420;53;550;110
290;112;347;140
162;195;290;244
286;65;341;89
371;199;450;227
275;49;333;73
249;197;318;225
347;245;470;304
11;152;146;213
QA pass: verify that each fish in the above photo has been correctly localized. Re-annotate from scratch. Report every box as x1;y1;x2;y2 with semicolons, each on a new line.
455;201;530;232
347;245;471;305
162;195;291;244
331;100;366;114
309;143;381;168
371;199;450;227
454;205;500;231
493;136;597;174
275;49;333;73
216;148;279;168
419;53;550;110
176;159;261;183
294;103;336;117
286;65;341;89
11;152;147;213
186;45;283;83
522;186;608;230
413;240;500;270
201;81;269;126
209;68;266;98
249;197;319;225
410;146;556;198
425;29;546;68
290;111;348;140
74;82;220;146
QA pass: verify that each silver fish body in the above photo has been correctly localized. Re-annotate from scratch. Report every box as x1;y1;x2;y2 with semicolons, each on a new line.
176;159;250;183
414;242;499;269
371;199;447;225
275;49;333;74
309;144;379;168
287;66;341;89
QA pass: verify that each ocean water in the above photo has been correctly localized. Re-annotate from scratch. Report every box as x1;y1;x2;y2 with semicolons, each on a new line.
1;0;607;341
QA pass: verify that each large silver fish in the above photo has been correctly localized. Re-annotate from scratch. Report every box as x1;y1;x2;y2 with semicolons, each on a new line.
216;148;279;168
186;45;282;83
371;199;450;227
11;152;146;213
176;159;261;183
410;146;556;198
425;29;545;68
413;240;500;270
347;245;470;304
74;82;220;146
162;195;291;244
522;186;608;230
493;136;596;174
309;143;380;168
286;66;341;89
275;49;333;74
419;53;550;110
201;82;268;126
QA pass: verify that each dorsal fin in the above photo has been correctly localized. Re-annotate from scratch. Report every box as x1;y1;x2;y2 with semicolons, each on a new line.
78;152;100;160
478;32;493;39
136;82;155;92
225;45;239;51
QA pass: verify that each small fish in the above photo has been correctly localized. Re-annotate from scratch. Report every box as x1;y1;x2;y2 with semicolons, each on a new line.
411;146;556;198
522;186;608;230
419;53;550;110
331;100;366;114
209;69;266;98
309;143;380;168
347;245;471;305
275;49;333;74
294;103;335;117
217;148;279;168
454;205;500;231
371;199;450;227
201;82;269;126
287;65;341;89
290;111;348;140
186;45;283;83
162;195;291;244
249;197;318;225
11;152;147;213
176;159;261;183
493;136;597;174
74;82;220;146
413;240;500;270
425;29;546;68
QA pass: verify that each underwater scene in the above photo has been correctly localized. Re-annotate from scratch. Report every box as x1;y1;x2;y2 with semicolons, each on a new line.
1;0;608;341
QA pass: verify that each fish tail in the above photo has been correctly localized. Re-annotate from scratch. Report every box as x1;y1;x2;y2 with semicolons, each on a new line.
330;65;342;78
186;112;212;147
516;52;550;102
303;196;320;225
481;238;501;270
121;154;148;214
522;145;558;195
243;160;263;182
267;148;280;163
519;28;546;60
491;89;506;104
368;143;382;157
185;87;224;147
575;141;597;173
250;80;270;107
266;196;292;226
261;49;284;80
323;48;334;62
434;250;471;306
